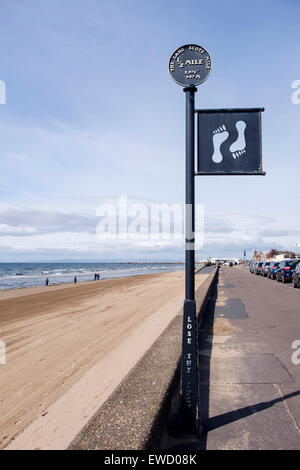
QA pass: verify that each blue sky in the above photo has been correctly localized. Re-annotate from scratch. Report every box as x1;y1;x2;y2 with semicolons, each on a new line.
0;0;300;261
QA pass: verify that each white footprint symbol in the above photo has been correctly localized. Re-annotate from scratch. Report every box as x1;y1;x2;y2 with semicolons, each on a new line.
230;120;246;159
212;125;229;163
232;149;246;159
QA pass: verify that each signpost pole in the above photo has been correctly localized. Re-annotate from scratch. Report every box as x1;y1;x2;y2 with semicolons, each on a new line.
184;86;197;302
181;85;198;429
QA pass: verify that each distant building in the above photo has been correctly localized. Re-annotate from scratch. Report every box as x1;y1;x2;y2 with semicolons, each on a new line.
253;250;265;261
211;257;240;264
274;254;288;261
274;252;300;261
253;249;300;262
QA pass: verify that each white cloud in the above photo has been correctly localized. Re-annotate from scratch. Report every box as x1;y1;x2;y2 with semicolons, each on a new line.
0;119;179;205
0;204;98;236
0;203;299;261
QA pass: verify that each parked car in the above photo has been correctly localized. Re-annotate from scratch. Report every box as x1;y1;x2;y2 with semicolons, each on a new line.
261;261;270;277
254;261;263;275
267;261;280;280
249;261;255;273
276;259;300;283
292;262;300;288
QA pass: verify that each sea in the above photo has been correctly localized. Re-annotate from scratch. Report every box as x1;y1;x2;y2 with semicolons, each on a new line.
0;262;185;291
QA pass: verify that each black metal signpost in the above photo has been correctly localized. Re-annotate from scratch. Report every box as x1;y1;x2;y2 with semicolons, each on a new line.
169;44;265;434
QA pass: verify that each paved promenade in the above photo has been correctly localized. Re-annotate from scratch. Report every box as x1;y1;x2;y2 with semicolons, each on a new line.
198;266;300;450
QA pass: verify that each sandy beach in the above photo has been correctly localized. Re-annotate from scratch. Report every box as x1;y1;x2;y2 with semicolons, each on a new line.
0;269;208;450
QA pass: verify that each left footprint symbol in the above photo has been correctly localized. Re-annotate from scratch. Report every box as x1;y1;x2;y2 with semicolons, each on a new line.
212;125;229;163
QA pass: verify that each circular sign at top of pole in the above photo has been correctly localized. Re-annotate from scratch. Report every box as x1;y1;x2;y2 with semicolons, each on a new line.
169;44;212;87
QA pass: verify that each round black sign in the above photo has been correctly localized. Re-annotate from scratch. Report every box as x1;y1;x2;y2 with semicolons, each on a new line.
169;44;212;87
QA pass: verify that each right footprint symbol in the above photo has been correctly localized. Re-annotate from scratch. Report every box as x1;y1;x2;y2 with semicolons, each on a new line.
212;125;229;163
230;120;246;158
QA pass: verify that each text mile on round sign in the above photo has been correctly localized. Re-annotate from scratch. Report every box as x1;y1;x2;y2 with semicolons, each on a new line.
169;44;212;87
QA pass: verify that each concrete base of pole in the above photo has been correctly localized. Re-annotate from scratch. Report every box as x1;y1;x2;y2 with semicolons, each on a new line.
165;382;206;449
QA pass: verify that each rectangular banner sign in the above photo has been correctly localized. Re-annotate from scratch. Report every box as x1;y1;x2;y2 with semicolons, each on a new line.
196;108;265;175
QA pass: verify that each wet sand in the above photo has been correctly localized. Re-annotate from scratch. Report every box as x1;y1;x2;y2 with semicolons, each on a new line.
0;270;208;450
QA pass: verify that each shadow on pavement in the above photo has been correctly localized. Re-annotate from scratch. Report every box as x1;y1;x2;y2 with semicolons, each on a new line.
206;390;300;434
